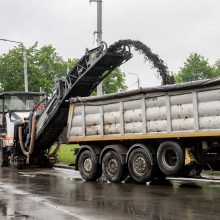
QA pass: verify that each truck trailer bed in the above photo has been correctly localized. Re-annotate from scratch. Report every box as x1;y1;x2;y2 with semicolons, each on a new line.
68;78;220;143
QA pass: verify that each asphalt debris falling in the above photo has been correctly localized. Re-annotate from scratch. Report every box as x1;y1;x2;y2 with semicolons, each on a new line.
108;39;174;85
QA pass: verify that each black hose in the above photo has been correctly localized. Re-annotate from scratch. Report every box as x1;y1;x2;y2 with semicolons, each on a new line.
18;115;37;164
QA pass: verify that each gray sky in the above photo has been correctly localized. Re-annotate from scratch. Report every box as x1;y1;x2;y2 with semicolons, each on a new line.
0;0;220;90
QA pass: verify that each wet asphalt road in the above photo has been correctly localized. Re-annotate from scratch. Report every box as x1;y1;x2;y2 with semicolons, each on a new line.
0;168;220;220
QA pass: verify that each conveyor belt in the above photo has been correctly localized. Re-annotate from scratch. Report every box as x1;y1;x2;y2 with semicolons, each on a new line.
34;44;132;152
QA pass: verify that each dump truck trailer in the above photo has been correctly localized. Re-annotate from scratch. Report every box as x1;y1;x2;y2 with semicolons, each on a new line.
69;79;220;183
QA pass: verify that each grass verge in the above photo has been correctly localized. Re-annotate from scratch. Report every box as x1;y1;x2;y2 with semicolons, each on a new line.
207;170;220;175
51;144;79;164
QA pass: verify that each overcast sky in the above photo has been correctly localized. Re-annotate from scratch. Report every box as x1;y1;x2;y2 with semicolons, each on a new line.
0;0;220;90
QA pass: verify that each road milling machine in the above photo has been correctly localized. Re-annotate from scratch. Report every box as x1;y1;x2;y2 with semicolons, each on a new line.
0;42;133;167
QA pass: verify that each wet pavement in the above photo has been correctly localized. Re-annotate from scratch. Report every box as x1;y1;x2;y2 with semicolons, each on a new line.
0;168;220;220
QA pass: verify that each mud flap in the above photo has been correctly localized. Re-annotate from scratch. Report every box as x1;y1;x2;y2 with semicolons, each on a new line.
185;148;196;166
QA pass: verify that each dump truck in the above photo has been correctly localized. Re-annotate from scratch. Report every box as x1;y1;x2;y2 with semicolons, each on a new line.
69;79;220;183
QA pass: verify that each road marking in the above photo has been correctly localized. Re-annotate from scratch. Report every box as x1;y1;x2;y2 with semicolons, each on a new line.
0;181;87;220
168;177;220;184
18;172;36;177
29;196;84;219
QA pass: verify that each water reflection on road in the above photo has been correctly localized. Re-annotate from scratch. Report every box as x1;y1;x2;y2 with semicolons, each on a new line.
0;168;220;220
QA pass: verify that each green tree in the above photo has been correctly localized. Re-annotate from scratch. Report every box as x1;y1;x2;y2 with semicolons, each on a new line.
0;46;24;92
0;43;127;94
0;43;67;93
91;68;127;96
214;59;220;75
66;58;78;70
175;53;217;83
29;44;68;93
103;68;127;94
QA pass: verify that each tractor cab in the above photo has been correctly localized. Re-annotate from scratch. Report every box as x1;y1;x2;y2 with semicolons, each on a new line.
0;92;45;147
0;92;45;166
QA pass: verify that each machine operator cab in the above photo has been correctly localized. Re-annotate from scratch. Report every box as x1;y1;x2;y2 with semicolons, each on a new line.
0;92;45;149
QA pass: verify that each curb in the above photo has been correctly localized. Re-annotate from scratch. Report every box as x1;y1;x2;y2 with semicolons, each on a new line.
53;164;75;170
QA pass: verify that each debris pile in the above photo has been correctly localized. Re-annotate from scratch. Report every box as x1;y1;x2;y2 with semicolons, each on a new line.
108;39;174;85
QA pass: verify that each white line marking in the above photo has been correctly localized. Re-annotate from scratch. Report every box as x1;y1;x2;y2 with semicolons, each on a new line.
167;177;220;183
0;181;87;220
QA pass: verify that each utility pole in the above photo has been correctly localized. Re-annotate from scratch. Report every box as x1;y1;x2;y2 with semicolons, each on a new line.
0;39;28;92
67;66;70;74
96;0;102;46
22;45;28;92
90;0;103;95
128;73;140;89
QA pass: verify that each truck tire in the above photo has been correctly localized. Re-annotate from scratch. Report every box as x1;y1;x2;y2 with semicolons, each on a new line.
157;141;184;176
78;150;102;181
128;147;154;183
102;150;127;183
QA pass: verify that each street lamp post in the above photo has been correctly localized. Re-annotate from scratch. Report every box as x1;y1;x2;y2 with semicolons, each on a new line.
128;73;140;89
90;0;103;96
0;38;28;92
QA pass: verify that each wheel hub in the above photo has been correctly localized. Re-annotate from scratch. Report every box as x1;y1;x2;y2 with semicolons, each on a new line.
83;158;93;173
107;158;118;175
164;150;177;167
133;156;146;174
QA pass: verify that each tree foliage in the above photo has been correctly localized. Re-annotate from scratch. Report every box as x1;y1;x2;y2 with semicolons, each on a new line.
0;46;24;92
175;53;219;83
214;59;220;75
0;43;127;94
0;43;67;93
103;68;127;94
92;68;127;96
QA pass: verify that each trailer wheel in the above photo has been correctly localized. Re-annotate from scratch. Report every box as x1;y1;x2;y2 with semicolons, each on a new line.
157;141;184;176
102;150;127;183
78;150;101;181
128;147;154;183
